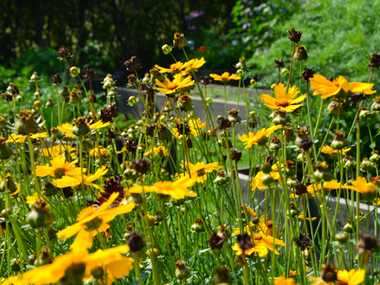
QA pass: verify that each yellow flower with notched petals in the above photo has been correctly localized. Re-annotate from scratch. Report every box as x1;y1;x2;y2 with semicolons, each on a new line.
153;146;169;157
53;166;108;190
128;175;196;200
188;161;222;183
26;193;39;204
0;245;132;285
309;268;365;285
239;125;282;148
184;57;206;73
155;73;194;96
90;146;111;157
261;83;306;112
57;192;135;252
154;61;187;74
35;156;85;178
310;74;375;99
274;276;297;285
231;233;285;257
320;146;351;156
210;72;240;83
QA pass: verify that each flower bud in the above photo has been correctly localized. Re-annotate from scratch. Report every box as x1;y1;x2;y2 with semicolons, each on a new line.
175;260;191;280
173;33;189;49
0;137;13;160
235;57;247;70
162;44;173;54
191;217;204;232
359;106;371;119
15;110;39;135
42;182;59;197
70;66;80;77
30;71;41;82
177;94;193;112
26;199;54;228
371;96;380;112
72;117;90;136
236;69;244;77
46;98;56;108
34;247;53;266
335;232;349;244
250;79;257;88
11;259;20;272
294;45;308;61
211;267;233;285
330;131;350;150
360;158;375;172
343;220;354;233
314;162;333;182
0;174;17;193
269;136;281;151
272;110;290;125
0;115;11;132
370;151;380;164
281;68;289;76
91;265;104;279
206;98;213;105
128;96;138;106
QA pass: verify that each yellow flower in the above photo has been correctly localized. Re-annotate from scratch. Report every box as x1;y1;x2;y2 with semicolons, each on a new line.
188;161;222;183
306;180;341;196
239;125;282;148
309;268;365;285
321;146;351;156
31;132;48;139
117;147;128;154
153;146;169;157
53;166;108;190
184;57;206;73
251;170;280;190
274;276;297;285
261;83;306;112
210;72;240;83
298;214;317;221
154;61;187;74
246;206;257;218
172;118;206;138
155;73;194;95
90;146;111;157
343;177;378;196
26;193;39;204
374;197;380;206
1;245;132;285
310;74;375;99
35;156;84;178
57;120;110;135
57;192;135;252
41;144;75;158
232;233;285;257
6;134;26;144
84;247;134;285
128;175;196;200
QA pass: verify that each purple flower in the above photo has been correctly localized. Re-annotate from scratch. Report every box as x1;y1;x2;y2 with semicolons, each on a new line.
187;25;196;30
185;10;204;20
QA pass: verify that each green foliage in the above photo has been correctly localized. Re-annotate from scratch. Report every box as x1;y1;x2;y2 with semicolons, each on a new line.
245;0;380;87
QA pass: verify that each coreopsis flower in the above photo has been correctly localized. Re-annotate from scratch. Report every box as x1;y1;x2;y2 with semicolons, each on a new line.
36;156;85;179
251;168;280;190
232;232;285;257
128;175;196;200
209;72;240;83
374;197;380;206
321;146;351;156
154;61;187;74
1;245;132;285
239;125;282;148
274;276;297;285
184;57;206;73
187;161;222;183
153;146;169;157
172;118;206;138
26;193;39;204
57;192;135;252
309;268;365;285
260;83;306;112
343;177;378;200
305;180;341;196
41;144;75;158
90;146;111;157
155;73;195;96
53;166;108;190
310;74;376;99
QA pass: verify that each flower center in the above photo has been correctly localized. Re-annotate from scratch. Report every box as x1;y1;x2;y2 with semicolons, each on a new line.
54;168;66;179
275;99;290;107
167;82;179;91
197;168;206;177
